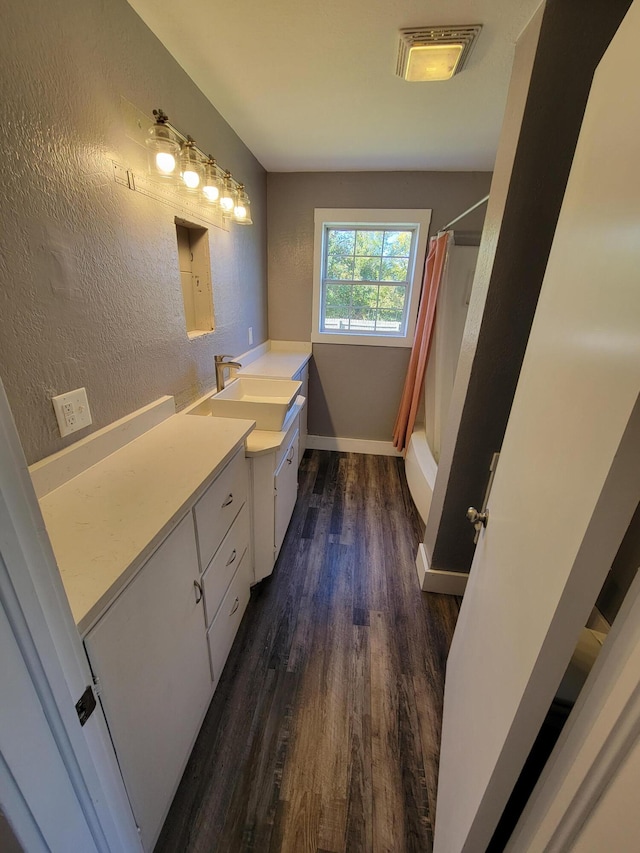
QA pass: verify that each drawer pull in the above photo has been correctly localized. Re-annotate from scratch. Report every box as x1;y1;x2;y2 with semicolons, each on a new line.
193;579;203;604
287;446;294;465
221;493;234;508
229;596;240;616
225;549;237;567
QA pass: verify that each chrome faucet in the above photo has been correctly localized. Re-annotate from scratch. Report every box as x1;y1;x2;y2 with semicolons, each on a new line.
214;354;242;393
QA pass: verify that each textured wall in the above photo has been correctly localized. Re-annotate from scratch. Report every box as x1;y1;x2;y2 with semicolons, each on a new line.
267;171;492;441
0;0;267;464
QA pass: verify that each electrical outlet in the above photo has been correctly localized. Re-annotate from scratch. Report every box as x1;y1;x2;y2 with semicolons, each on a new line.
248;327;253;346
52;387;93;437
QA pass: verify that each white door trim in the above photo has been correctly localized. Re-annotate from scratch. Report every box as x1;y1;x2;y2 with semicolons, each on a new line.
0;380;141;852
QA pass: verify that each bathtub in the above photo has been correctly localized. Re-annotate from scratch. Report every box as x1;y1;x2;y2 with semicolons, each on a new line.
404;428;438;525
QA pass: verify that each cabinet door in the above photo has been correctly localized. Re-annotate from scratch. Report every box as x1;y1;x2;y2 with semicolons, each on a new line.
84;514;211;851
274;429;299;557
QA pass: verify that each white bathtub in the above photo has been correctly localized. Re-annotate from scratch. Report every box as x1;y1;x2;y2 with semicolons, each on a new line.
404;428;438;525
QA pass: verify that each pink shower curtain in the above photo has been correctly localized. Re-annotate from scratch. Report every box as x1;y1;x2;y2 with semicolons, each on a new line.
393;231;450;454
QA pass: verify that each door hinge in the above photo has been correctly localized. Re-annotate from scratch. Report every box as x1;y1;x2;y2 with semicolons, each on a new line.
75;684;97;727
92;674;102;697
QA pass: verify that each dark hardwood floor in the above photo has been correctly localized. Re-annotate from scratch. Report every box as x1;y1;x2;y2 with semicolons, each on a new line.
155;450;460;853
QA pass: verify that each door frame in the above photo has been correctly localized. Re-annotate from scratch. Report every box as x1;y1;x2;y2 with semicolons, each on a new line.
0;380;141;851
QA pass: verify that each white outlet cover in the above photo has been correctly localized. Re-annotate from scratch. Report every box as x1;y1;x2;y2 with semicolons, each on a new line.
52;387;93;437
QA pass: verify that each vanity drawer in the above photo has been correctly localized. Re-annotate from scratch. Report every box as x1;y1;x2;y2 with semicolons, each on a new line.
202;503;249;628
194;449;248;571
207;555;250;683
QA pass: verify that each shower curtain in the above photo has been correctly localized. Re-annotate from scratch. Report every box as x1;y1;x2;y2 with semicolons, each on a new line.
393;231;451;454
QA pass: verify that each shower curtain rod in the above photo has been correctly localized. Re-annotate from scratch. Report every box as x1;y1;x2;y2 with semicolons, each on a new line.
439;194;490;233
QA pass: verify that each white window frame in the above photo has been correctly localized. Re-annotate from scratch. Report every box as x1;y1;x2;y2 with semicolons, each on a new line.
312;208;432;347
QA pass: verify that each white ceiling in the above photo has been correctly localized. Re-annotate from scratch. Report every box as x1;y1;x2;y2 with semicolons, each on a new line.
128;0;542;172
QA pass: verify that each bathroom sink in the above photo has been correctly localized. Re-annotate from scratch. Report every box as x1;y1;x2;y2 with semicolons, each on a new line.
207;377;302;430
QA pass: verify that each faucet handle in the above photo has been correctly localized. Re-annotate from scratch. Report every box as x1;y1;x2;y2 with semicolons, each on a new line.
215;354;235;363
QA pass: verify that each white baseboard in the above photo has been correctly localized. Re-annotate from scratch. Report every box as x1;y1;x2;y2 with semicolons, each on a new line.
415;543;469;595
306;435;402;457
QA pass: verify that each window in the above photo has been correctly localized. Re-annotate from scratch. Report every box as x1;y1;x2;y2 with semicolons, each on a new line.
312;208;431;347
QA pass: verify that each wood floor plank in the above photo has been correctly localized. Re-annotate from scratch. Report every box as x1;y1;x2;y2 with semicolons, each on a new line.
344;624;373;853
155;450;459;853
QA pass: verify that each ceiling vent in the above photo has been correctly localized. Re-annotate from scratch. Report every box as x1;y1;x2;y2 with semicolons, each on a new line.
397;25;482;82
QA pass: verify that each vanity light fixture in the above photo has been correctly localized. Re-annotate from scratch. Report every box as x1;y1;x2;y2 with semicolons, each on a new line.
234;184;252;224
202;156;222;203
396;25;482;81
146;108;252;224
179;136;204;190
219;171;236;214
146;109;181;179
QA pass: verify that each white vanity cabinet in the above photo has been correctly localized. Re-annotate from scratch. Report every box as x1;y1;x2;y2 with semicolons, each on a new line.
38;417;257;853
83;512;211;852
274;427;300;556
292;363;309;455
193;448;252;685
250;413;301;582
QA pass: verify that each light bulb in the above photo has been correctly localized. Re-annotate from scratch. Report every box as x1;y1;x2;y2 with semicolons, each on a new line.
147;109;180;182
233;185;252;225
203;185;219;202
155;151;176;174
220;195;234;211
182;169;200;189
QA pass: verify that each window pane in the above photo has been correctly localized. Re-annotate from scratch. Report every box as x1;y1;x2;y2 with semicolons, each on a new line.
352;284;379;308
325;304;351;320
378;285;406;310
354;256;382;281
382;230;412;257
327;229;355;255
376;309;403;332
327;255;355;280
355;230;384;256
325;284;353;305
324;304;351;331
350;305;377;322
380;257;409;282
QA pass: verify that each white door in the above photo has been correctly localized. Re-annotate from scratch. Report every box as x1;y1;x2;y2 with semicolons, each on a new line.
434;5;640;852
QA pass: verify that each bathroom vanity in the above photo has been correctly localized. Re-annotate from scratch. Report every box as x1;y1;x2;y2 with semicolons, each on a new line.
31;404;254;850
29;343;311;850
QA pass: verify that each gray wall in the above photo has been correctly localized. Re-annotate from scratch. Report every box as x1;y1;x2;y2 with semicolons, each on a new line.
427;0;633;574
267;172;492;441
0;0;267;464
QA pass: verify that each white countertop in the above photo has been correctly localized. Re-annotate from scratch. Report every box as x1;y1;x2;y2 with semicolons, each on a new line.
39;414;254;635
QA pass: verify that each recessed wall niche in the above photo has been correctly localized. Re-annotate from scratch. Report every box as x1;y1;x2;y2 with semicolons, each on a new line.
175;219;215;336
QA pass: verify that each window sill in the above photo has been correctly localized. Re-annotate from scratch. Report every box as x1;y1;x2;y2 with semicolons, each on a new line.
311;331;413;348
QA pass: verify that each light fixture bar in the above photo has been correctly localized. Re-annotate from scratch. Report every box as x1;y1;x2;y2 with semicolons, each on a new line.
146;108;251;223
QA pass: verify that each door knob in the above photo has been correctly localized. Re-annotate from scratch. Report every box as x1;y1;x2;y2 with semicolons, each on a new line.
467;507;488;527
